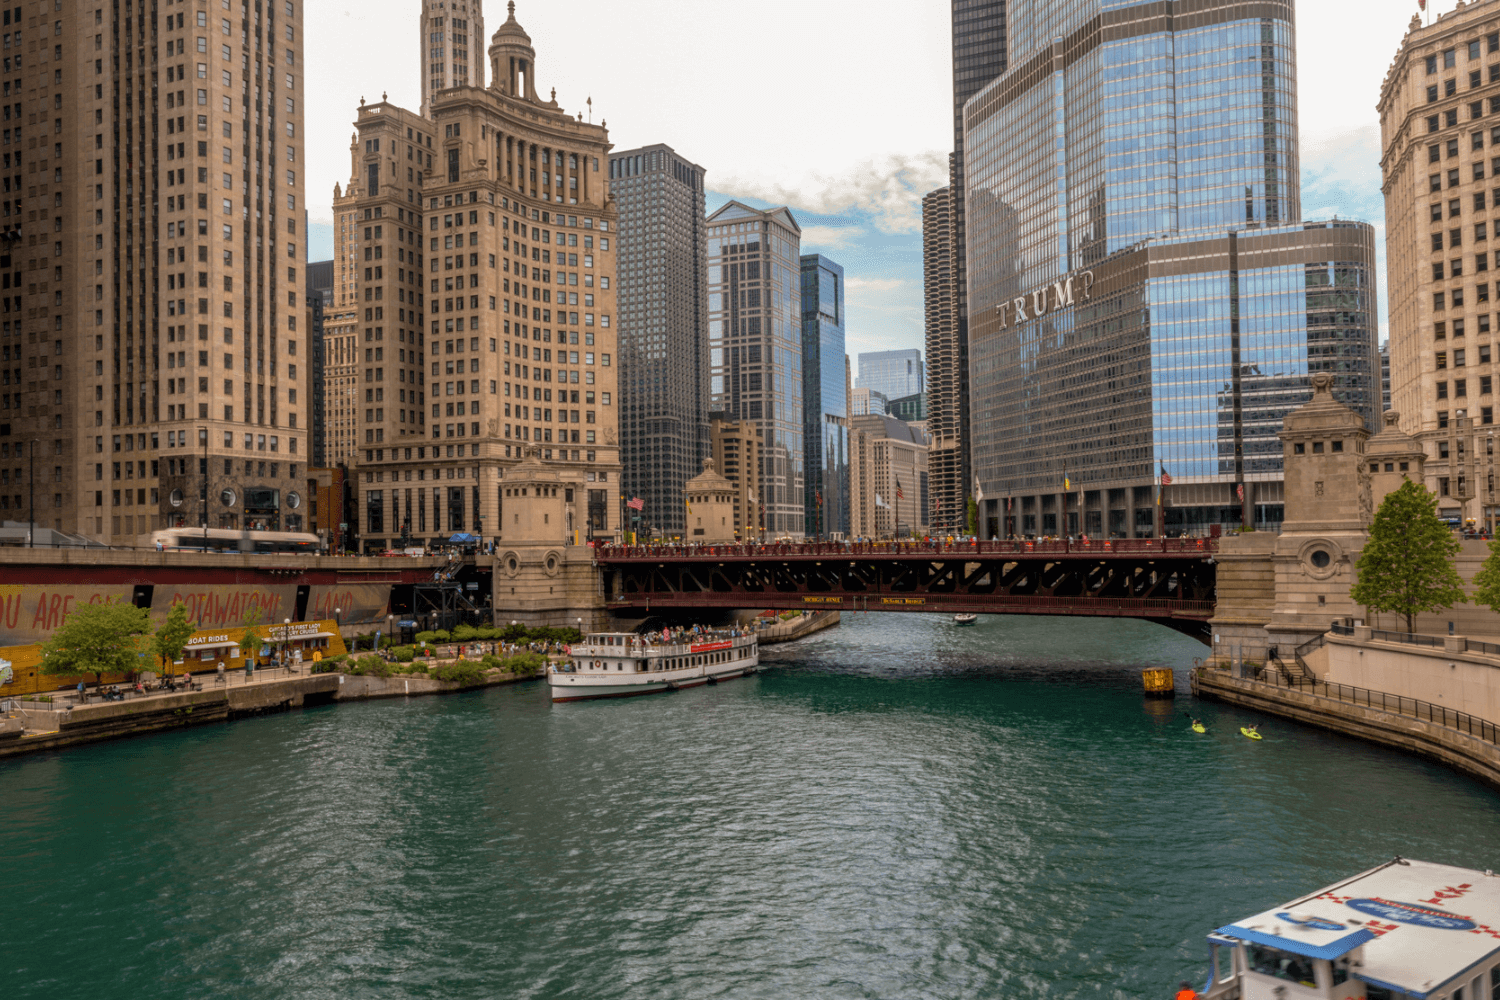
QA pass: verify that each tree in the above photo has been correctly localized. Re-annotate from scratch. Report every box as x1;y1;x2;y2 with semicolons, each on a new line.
238;605;265;665
1351;479;1467;632
1470;537;1500;615
39;600;153;688
151;601;196;678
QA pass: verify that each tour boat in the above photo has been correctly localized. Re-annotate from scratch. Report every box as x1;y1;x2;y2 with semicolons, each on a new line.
953;614;978;626
1198;856;1500;1000
549;630;759;702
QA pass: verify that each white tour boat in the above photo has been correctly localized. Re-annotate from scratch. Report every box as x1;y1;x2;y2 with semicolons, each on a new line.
549;629;759;702
1200;857;1500;1000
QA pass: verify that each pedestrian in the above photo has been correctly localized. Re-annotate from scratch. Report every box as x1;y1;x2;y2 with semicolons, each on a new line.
1175;981;1200;1000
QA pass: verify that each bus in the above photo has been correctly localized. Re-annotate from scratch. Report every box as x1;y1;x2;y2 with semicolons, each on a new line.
148;528;322;554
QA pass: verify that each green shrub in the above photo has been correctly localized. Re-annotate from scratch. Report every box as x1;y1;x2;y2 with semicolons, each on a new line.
451;623;480;641
349;654;393;678
414;630;441;645
391;645;416;663
310;653;348;674
501;651;548;678
431;659;487;686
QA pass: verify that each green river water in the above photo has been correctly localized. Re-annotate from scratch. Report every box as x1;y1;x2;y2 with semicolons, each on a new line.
6;612;1500;999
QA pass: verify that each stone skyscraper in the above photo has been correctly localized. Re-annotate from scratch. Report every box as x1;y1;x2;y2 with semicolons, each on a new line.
0;0;308;543
343;3;620;551
1381;3;1500;532
610;144;708;539
706;202;803;536
420;0;485;117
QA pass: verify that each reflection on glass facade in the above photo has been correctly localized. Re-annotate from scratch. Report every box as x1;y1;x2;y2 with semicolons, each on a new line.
963;0;1379;539
855;349;924;400
707;202;804;536
801;255;848;538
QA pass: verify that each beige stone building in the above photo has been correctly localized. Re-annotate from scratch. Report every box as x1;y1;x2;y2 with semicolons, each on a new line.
683;456;735;542
1380;1;1500;531
342;4;620;551
420;0;485;117
2;0;307;544
849;414;928;540
709;414;761;540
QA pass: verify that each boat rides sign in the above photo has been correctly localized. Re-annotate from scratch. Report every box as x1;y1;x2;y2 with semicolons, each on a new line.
1344;898;1476;930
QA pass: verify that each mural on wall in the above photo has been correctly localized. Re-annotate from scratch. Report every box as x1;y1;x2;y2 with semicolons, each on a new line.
153;585;297;630
0;584;136;646
307;584;390;625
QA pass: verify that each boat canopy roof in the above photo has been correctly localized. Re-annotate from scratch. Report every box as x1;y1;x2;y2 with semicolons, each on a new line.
1217;858;1500;998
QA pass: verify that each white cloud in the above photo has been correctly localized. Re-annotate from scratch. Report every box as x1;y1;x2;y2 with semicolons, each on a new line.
847;277;906;292
716;153;949;235
798;225;862;252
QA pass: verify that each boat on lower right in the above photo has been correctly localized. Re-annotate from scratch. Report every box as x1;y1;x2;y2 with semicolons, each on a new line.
1200;857;1500;1000
953;613;978;626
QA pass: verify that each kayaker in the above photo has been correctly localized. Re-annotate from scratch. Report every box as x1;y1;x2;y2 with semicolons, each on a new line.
1175;981;1200;1000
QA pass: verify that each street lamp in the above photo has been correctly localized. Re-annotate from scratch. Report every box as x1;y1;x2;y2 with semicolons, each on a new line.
283;617;291;671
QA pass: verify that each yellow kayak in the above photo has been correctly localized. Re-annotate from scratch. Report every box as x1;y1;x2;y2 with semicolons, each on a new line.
1240;727;1262;740
1191;723;1206;734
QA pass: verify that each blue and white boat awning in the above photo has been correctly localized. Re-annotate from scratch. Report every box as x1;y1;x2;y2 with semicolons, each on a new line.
1213;859;1500;998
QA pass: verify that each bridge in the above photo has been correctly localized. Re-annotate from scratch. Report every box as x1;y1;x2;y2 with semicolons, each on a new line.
595;537;1220;641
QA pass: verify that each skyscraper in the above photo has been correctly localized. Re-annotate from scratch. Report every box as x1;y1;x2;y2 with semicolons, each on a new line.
923;184;964;534
307;259;334;470
942;1;1008;537
855;349;923;402
420;0;485;116
1380;4;1500;532
801;254;847;537
344;3;620;551
706;202;803;536
610;144;708;539
964;0;1379;540
2;0;309;543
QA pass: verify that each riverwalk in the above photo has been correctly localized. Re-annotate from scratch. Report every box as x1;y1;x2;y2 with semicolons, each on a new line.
0;661;536;759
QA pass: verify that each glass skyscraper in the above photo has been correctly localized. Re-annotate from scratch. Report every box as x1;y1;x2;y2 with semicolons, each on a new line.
963;0;1379;539
610;144;709;539
856;349;924;401
801;255;848;538
707;202;804;536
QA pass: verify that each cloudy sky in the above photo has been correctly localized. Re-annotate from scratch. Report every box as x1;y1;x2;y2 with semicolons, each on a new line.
306;0;1441;369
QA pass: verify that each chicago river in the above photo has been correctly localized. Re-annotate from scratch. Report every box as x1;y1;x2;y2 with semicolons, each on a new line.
6;614;1500;998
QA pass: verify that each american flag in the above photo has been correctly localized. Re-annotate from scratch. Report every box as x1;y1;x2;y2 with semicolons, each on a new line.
896;480;905;500
1236;483;1245;501
1160;469;1173;486
626;497;644;511
815;489;823;507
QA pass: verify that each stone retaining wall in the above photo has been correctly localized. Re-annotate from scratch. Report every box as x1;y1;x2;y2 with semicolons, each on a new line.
1192;667;1500;791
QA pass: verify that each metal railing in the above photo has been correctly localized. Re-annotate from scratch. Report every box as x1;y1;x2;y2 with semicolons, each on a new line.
1254;672;1500;744
1329;622;1355;636
595;536;1220;561
1370;629;1444;648
1467;638;1500;657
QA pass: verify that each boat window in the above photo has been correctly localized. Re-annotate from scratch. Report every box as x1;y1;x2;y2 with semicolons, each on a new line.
1247;944;1316;987
1212;943;1236;983
1331;959;1350;986
1365;986;1408;1000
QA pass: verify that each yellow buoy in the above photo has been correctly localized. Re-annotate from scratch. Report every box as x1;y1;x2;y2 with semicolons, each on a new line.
1142;668;1175;698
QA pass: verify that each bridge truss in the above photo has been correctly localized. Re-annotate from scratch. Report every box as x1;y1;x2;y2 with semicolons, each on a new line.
597;539;1218;641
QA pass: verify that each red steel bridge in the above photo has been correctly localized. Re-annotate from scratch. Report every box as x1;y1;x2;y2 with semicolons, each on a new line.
595;537;1220;642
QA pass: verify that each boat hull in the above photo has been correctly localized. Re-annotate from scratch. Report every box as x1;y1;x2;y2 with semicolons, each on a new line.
549;643;759;702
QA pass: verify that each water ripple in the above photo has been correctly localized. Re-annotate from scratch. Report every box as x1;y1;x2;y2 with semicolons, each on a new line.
5;613;1500;999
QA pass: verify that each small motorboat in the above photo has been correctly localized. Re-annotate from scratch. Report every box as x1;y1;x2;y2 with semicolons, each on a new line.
953;614;978;626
